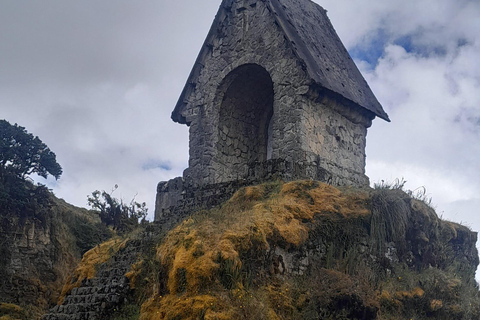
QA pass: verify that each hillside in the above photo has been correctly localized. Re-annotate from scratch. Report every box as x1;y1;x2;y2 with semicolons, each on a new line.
0;178;112;319
43;180;480;320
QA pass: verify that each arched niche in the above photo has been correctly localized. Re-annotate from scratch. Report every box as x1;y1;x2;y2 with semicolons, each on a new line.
216;64;274;181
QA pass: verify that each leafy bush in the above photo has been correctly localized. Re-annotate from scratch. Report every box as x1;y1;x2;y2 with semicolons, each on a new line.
66;214;113;254
0;175;52;228
87;186;147;233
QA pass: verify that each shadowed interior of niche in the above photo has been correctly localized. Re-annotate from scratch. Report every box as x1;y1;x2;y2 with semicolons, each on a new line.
216;64;274;181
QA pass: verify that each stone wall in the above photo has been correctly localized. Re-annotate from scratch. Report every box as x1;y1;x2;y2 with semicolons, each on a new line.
181;0;312;188
155;1;385;219
299;90;373;185
175;0;372;192
155;159;356;221
216;64;274;182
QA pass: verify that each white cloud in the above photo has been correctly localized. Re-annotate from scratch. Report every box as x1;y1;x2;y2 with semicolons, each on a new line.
321;0;480;277
1;0;479;246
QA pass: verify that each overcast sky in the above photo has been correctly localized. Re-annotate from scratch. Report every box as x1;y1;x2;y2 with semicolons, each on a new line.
1;0;479;251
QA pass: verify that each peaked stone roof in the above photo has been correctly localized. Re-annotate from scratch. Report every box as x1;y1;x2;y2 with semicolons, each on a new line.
172;0;390;123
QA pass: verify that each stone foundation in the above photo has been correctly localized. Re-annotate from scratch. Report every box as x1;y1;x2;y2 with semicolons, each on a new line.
155;158;368;221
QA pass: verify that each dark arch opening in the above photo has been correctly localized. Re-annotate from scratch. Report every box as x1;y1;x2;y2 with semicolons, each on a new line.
216;64;274;181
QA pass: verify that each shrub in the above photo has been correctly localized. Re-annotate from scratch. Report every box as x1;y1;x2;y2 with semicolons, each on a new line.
87;186;147;233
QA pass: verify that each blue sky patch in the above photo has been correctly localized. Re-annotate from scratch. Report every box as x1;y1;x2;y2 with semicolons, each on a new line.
142;160;171;171
394;35;414;53
349;27;454;67
349;28;389;68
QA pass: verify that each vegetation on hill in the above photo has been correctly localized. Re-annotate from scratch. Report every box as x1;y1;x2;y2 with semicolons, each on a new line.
0;178;112;319
0;119;62;181
63;180;480;320
0;118;61;223
87;186;148;234
0;119;117;319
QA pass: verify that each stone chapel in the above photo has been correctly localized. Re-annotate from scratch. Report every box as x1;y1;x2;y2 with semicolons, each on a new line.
155;0;389;221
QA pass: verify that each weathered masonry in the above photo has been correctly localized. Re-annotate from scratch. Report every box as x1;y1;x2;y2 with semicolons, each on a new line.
155;0;389;221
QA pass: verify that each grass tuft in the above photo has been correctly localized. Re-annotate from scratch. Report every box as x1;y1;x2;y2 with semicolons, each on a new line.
58;237;128;304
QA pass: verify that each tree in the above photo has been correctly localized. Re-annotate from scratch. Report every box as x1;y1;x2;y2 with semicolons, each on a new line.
87;185;148;233
0;119;62;180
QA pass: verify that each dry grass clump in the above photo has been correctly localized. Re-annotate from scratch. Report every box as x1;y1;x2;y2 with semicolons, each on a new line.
378;266;480;319
0;303;28;320
58;237;128;304
125;260;144;290
140;294;234;320
137;181;371;319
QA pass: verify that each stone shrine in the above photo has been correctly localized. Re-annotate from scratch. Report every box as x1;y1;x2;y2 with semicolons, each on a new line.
155;0;389;221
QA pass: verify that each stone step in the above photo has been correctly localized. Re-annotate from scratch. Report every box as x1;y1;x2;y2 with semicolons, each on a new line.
42;238;142;320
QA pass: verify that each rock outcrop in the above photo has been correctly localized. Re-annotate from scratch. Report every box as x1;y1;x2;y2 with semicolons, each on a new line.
0;182;111;319
42;181;480;320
